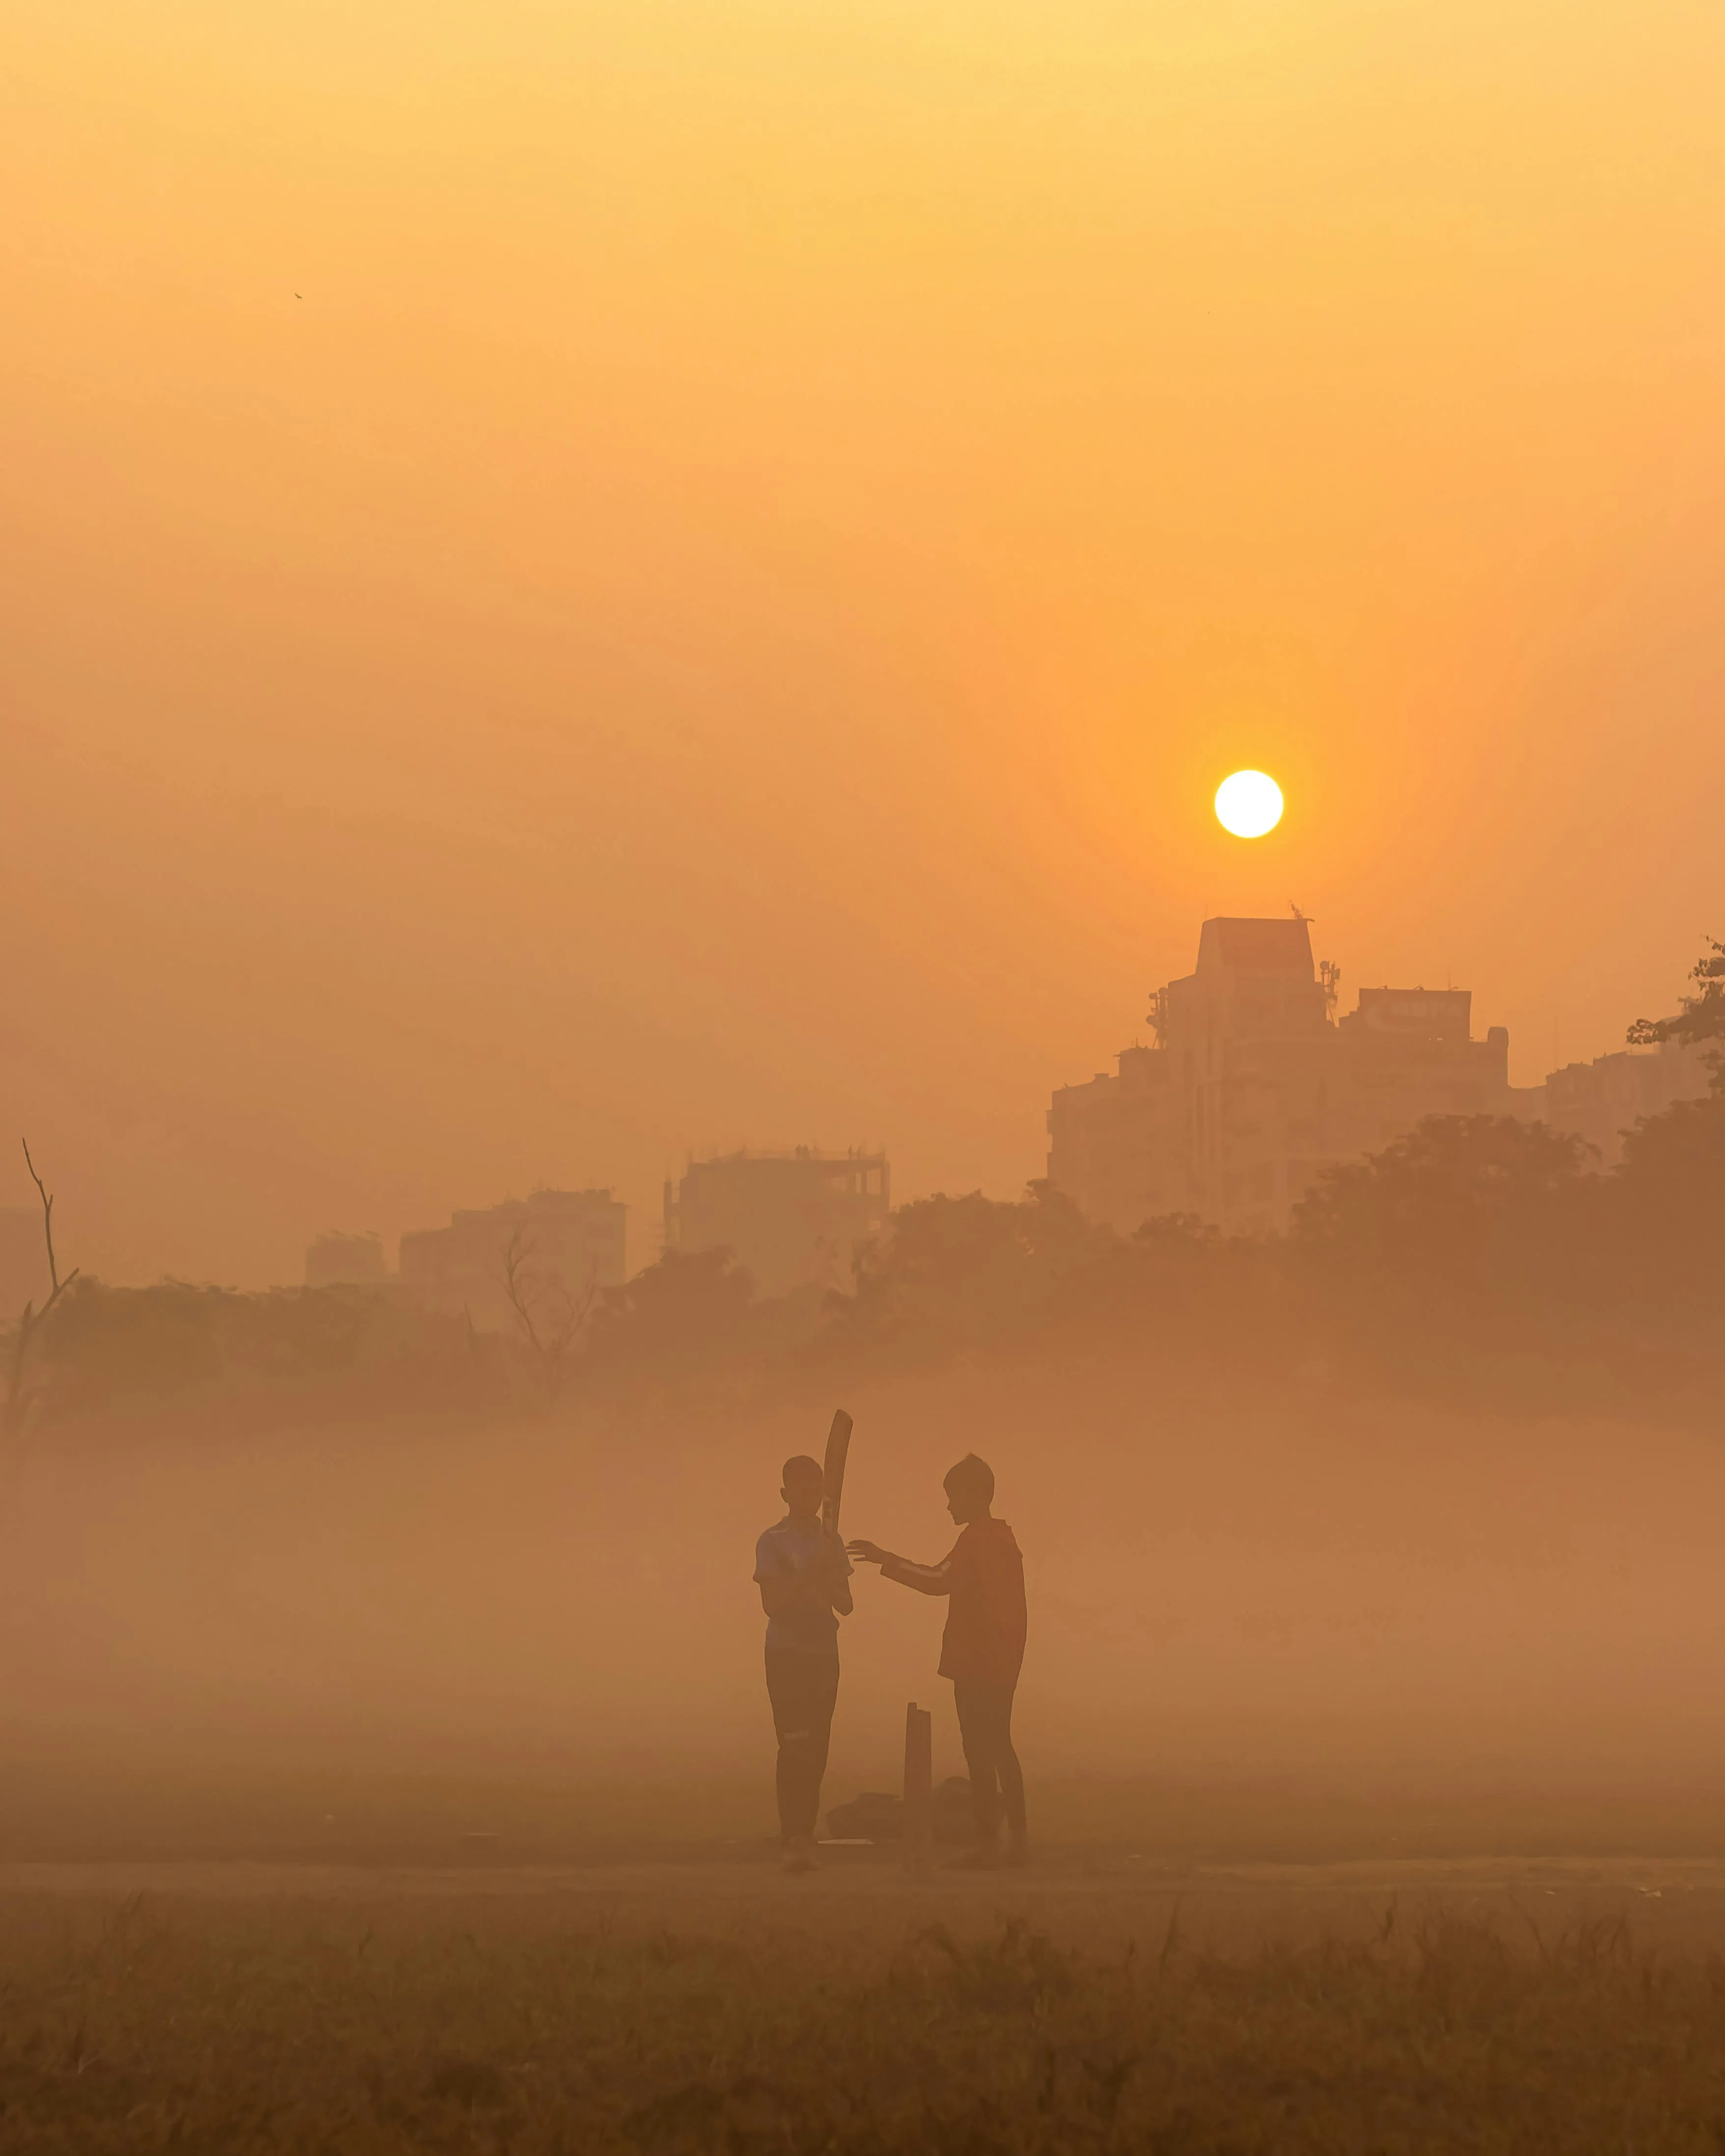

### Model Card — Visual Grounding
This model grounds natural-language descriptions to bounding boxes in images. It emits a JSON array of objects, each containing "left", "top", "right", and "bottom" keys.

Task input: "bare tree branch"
[
  {"left": 499, "top": 1224, "right": 597, "bottom": 1405},
  {"left": 4, "top": 1139, "right": 80, "bottom": 1441},
  {"left": 21, "top": 1139, "right": 61, "bottom": 1298}
]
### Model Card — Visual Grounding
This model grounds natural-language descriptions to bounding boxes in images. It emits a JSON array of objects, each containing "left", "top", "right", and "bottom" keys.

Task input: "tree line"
[{"left": 10, "top": 942, "right": 1724, "bottom": 1429}]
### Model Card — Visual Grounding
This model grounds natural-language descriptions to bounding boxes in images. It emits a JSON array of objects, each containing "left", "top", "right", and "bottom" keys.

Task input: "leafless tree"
[
  {"left": 2, "top": 1140, "right": 80, "bottom": 1440},
  {"left": 499, "top": 1224, "right": 597, "bottom": 1403}
]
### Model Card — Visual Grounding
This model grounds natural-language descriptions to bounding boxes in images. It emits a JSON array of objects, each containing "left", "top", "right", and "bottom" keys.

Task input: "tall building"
[
  {"left": 303, "top": 1230, "right": 387, "bottom": 1288},
  {"left": 1542, "top": 1036, "right": 1713, "bottom": 1167},
  {"left": 663, "top": 1148, "right": 890, "bottom": 1297},
  {"left": 1048, "top": 916, "right": 1540, "bottom": 1238},
  {"left": 398, "top": 1188, "right": 627, "bottom": 1333}
]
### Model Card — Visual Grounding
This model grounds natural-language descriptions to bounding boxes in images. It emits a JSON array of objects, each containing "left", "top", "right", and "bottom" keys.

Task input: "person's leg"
[
  {"left": 765, "top": 1649, "right": 813, "bottom": 1841},
  {"left": 765, "top": 1651, "right": 839, "bottom": 1852},
  {"left": 802, "top": 1656, "right": 839, "bottom": 1833},
  {"left": 953, "top": 1680, "right": 1003, "bottom": 1850},
  {"left": 993, "top": 1686, "right": 1027, "bottom": 1848}
]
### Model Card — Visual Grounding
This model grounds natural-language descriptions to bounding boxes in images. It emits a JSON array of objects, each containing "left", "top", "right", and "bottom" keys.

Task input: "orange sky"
[{"left": 4, "top": 0, "right": 1724, "bottom": 1285}]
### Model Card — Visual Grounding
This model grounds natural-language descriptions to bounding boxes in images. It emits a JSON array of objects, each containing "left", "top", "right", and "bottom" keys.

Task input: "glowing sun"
[{"left": 1214, "top": 769, "right": 1284, "bottom": 838}]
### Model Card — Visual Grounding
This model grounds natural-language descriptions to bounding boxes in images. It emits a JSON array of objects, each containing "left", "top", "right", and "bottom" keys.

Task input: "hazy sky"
[{"left": 5, "top": 0, "right": 1724, "bottom": 1285}]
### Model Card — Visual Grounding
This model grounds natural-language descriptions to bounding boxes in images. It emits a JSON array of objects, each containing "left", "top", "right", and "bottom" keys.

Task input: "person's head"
[
  {"left": 943, "top": 1453, "right": 995, "bottom": 1525},
  {"left": 781, "top": 1454, "right": 824, "bottom": 1522}
]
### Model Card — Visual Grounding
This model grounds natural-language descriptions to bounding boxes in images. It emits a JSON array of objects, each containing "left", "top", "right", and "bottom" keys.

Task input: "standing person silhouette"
[
  {"left": 848, "top": 1453, "right": 1028, "bottom": 1868},
  {"left": 754, "top": 1454, "right": 853, "bottom": 1873}
]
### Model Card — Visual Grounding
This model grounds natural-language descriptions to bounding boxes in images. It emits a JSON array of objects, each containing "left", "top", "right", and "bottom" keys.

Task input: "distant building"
[
  {"left": 304, "top": 1230, "right": 387, "bottom": 1288},
  {"left": 0, "top": 1207, "right": 49, "bottom": 1320},
  {"left": 664, "top": 1148, "right": 890, "bottom": 1297},
  {"left": 1048, "top": 916, "right": 1542, "bottom": 1238},
  {"left": 398, "top": 1188, "right": 627, "bottom": 1333},
  {"left": 1543, "top": 1036, "right": 1713, "bottom": 1167}
]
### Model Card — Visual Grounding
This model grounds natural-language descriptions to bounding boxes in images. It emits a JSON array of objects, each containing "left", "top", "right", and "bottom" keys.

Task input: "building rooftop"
[{"left": 1198, "top": 917, "right": 1316, "bottom": 974}]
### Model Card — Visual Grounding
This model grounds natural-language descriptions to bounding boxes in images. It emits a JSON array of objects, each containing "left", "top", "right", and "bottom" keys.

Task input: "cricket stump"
[{"left": 903, "top": 1702, "right": 933, "bottom": 1876}]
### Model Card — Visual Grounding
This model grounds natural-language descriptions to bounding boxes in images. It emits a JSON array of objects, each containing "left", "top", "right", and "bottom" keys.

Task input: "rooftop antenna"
[{"left": 1290, "top": 901, "right": 1314, "bottom": 925}]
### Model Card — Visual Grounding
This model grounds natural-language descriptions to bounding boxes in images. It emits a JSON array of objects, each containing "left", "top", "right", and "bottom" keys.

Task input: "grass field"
[{"left": 5, "top": 1849, "right": 1725, "bottom": 2153}]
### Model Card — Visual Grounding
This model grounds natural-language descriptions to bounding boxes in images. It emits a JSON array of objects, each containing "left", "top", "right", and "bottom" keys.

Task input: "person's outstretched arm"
[{"left": 847, "top": 1540, "right": 954, "bottom": 1597}]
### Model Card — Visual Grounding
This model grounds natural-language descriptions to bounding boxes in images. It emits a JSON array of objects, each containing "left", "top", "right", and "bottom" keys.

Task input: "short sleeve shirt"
[{"left": 754, "top": 1516, "right": 851, "bottom": 1654}]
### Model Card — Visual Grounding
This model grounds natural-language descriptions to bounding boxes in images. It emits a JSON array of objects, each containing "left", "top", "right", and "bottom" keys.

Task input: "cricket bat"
[{"left": 821, "top": 1409, "right": 853, "bottom": 1537}]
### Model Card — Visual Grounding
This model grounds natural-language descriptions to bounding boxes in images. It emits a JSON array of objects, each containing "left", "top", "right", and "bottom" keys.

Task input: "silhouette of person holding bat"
[
  {"left": 849, "top": 1453, "right": 1029, "bottom": 1867},
  {"left": 754, "top": 1453, "right": 853, "bottom": 1873}
]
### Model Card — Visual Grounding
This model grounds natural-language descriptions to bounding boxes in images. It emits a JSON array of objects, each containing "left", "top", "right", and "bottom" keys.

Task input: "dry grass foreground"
[{"left": 2, "top": 1882, "right": 1725, "bottom": 2153}]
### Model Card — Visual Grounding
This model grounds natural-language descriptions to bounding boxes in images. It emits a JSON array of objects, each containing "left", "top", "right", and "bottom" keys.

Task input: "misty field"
[
  {"left": 10, "top": 1290, "right": 1725, "bottom": 2153},
  {"left": 5, "top": 1868, "right": 1725, "bottom": 2154}
]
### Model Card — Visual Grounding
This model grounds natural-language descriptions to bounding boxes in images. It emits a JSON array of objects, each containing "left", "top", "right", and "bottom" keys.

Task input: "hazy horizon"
[{"left": 8, "top": 0, "right": 1725, "bottom": 1287}]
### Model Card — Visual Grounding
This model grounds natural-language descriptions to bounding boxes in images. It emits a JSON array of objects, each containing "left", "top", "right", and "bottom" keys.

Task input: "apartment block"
[
  {"left": 399, "top": 1187, "right": 627, "bottom": 1332},
  {"left": 663, "top": 1148, "right": 889, "bottom": 1297},
  {"left": 1048, "top": 916, "right": 1541, "bottom": 1238}
]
